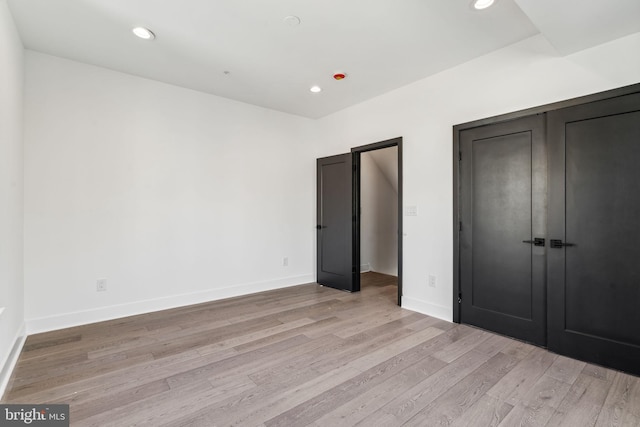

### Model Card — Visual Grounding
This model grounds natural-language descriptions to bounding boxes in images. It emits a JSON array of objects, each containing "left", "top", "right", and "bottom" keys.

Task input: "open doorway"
[
  {"left": 315, "top": 137, "right": 402, "bottom": 304},
  {"left": 353, "top": 137, "right": 402, "bottom": 305}
]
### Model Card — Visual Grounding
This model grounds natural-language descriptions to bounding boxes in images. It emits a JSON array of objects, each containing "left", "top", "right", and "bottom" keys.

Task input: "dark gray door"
[
  {"left": 548, "top": 92, "right": 640, "bottom": 376},
  {"left": 317, "top": 154, "right": 356, "bottom": 292},
  {"left": 460, "top": 115, "right": 546, "bottom": 346}
]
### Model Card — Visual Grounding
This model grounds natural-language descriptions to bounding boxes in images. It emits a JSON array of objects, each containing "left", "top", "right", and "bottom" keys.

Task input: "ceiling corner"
[{"left": 514, "top": 0, "right": 640, "bottom": 55}]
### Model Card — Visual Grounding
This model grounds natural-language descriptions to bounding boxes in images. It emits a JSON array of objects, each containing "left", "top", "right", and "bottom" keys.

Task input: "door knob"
[
  {"left": 522, "top": 238, "right": 545, "bottom": 246},
  {"left": 550, "top": 239, "right": 575, "bottom": 248}
]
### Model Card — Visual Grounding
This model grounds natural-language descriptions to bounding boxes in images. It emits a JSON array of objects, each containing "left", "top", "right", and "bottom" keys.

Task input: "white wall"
[
  {"left": 0, "top": 0, "right": 25, "bottom": 395},
  {"left": 360, "top": 149, "right": 398, "bottom": 276},
  {"left": 23, "top": 52, "right": 317, "bottom": 333},
  {"left": 316, "top": 33, "right": 640, "bottom": 321},
  {"left": 17, "top": 30, "right": 640, "bottom": 333}
]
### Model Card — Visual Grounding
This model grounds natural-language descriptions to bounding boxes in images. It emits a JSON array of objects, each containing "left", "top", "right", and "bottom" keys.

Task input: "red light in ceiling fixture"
[{"left": 333, "top": 73, "right": 346, "bottom": 80}]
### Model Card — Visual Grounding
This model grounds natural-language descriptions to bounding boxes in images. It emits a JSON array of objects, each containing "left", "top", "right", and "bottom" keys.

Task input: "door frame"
[
  {"left": 352, "top": 137, "right": 403, "bottom": 306},
  {"left": 453, "top": 82, "right": 640, "bottom": 323}
]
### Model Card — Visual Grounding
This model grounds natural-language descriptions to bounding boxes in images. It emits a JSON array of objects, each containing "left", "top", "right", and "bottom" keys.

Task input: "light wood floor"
[{"left": 3, "top": 273, "right": 639, "bottom": 426}]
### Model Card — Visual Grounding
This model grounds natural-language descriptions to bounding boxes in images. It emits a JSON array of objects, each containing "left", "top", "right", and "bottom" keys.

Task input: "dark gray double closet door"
[{"left": 460, "top": 91, "right": 640, "bottom": 376}]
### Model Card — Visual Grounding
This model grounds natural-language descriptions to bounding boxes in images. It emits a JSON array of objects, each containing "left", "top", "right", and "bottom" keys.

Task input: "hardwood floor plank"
[
  {"left": 6, "top": 347, "right": 239, "bottom": 405},
  {"left": 173, "top": 367, "right": 362, "bottom": 426},
  {"left": 595, "top": 371, "right": 639, "bottom": 427},
  {"left": 264, "top": 329, "right": 446, "bottom": 427},
  {"left": 450, "top": 395, "right": 514, "bottom": 427},
  {"left": 71, "top": 378, "right": 170, "bottom": 422},
  {"left": 2, "top": 272, "right": 636, "bottom": 426},
  {"left": 232, "top": 366, "right": 367, "bottom": 427},
  {"left": 205, "top": 334, "right": 343, "bottom": 389},
  {"left": 149, "top": 317, "right": 285, "bottom": 359},
  {"left": 22, "top": 334, "right": 82, "bottom": 352},
  {"left": 195, "top": 317, "right": 316, "bottom": 355},
  {"left": 332, "top": 309, "right": 419, "bottom": 339},
  {"left": 431, "top": 325, "right": 492, "bottom": 363},
  {"left": 77, "top": 376, "right": 253, "bottom": 427},
  {"left": 7, "top": 353, "right": 155, "bottom": 401},
  {"left": 346, "top": 326, "right": 444, "bottom": 372},
  {"left": 405, "top": 315, "right": 452, "bottom": 332},
  {"left": 497, "top": 374, "right": 571, "bottom": 426},
  {"left": 545, "top": 354, "right": 587, "bottom": 384},
  {"left": 485, "top": 346, "right": 557, "bottom": 405},
  {"left": 546, "top": 372, "right": 613, "bottom": 427},
  {"left": 19, "top": 328, "right": 152, "bottom": 363},
  {"left": 500, "top": 339, "right": 537, "bottom": 360},
  {"left": 584, "top": 362, "right": 619, "bottom": 383},
  {"left": 229, "top": 296, "right": 347, "bottom": 325},
  {"left": 247, "top": 318, "right": 423, "bottom": 388},
  {"left": 274, "top": 299, "right": 351, "bottom": 323},
  {"left": 402, "top": 351, "right": 519, "bottom": 426},
  {"left": 471, "top": 333, "right": 513, "bottom": 358},
  {"left": 316, "top": 324, "right": 492, "bottom": 425},
  {"left": 10, "top": 352, "right": 89, "bottom": 380},
  {"left": 311, "top": 355, "right": 447, "bottom": 427},
  {"left": 231, "top": 316, "right": 341, "bottom": 353},
  {"left": 357, "top": 349, "right": 494, "bottom": 426},
  {"left": 167, "top": 334, "right": 314, "bottom": 389},
  {"left": 302, "top": 309, "right": 392, "bottom": 339}
]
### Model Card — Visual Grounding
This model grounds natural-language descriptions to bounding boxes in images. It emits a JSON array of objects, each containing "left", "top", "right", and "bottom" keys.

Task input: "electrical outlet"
[
  {"left": 97, "top": 278, "right": 107, "bottom": 292},
  {"left": 283, "top": 257, "right": 289, "bottom": 267},
  {"left": 428, "top": 275, "right": 437, "bottom": 288}
]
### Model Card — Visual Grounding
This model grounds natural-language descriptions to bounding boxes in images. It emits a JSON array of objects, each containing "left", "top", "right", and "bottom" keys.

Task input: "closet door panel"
[
  {"left": 548, "top": 92, "right": 640, "bottom": 376},
  {"left": 460, "top": 114, "right": 546, "bottom": 346}
]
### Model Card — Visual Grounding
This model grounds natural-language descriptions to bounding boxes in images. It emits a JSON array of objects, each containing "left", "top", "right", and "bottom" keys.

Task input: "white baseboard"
[
  {"left": 26, "top": 274, "right": 315, "bottom": 335},
  {"left": 360, "top": 263, "right": 371, "bottom": 273},
  {"left": 0, "top": 322, "right": 26, "bottom": 400},
  {"left": 402, "top": 296, "right": 452, "bottom": 322}
]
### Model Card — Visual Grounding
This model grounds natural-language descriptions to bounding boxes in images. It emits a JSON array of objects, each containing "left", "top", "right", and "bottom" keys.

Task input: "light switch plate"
[{"left": 405, "top": 205, "right": 418, "bottom": 216}]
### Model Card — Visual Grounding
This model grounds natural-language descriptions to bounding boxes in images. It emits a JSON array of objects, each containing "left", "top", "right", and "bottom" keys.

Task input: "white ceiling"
[
  {"left": 514, "top": 0, "right": 640, "bottom": 55},
  {"left": 7, "top": 0, "right": 639, "bottom": 118}
]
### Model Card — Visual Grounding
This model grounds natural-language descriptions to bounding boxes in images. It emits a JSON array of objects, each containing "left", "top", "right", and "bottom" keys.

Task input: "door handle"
[
  {"left": 316, "top": 225, "right": 327, "bottom": 229},
  {"left": 522, "top": 238, "right": 545, "bottom": 247},
  {"left": 550, "top": 239, "right": 575, "bottom": 248}
]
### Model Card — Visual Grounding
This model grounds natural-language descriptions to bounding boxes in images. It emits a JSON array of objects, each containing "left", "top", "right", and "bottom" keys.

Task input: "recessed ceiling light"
[
  {"left": 283, "top": 15, "right": 301, "bottom": 26},
  {"left": 310, "top": 86, "right": 322, "bottom": 93},
  {"left": 132, "top": 27, "right": 155, "bottom": 40},
  {"left": 473, "top": 0, "right": 495, "bottom": 10}
]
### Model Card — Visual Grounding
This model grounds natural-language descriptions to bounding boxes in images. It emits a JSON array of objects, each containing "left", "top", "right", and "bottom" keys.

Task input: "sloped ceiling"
[
  {"left": 6, "top": 0, "right": 639, "bottom": 118},
  {"left": 368, "top": 147, "right": 398, "bottom": 194},
  {"left": 514, "top": 0, "right": 640, "bottom": 55}
]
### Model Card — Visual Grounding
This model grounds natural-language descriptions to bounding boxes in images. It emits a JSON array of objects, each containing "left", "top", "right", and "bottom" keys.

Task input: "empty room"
[{"left": 1, "top": 0, "right": 640, "bottom": 425}]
